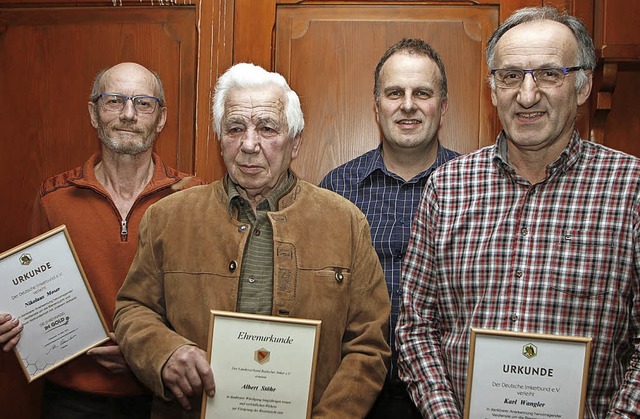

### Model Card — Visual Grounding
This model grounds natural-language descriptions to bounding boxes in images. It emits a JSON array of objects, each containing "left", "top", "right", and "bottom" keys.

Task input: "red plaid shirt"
[{"left": 397, "top": 131, "right": 640, "bottom": 418}]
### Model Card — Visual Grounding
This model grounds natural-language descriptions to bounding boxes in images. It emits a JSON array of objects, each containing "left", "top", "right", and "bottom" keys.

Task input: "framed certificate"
[
  {"left": 201, "top": 310, "right": 321, "bottom": 419},
  {"left": 0, "top": 225, "right": 110, "bottom": 382},
  {"left": 464, "top": 328, "right": 591, "bottom": 419}
]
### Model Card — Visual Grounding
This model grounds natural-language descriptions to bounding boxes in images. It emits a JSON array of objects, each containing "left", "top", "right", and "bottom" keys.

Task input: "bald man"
[{"left": 0, "top": 62, "right": 204, "bottom": 418}]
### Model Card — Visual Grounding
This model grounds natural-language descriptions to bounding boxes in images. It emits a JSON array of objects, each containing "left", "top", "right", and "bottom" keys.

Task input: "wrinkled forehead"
[
  {"left": 101, "top": 66, "right": 159, "bottom": 96},
  {"left": 495, "top": 20, "right": 579, "bottom": 67},
  {"left": 224, "top": 85, "right": 287, "bottom": 122}
]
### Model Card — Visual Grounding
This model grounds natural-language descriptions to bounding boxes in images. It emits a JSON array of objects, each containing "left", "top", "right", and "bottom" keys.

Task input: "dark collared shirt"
[
  {"left": 226, "top": 171, "right": 296, "bottom": 314},
  {"left": 320, "top": 143, "right": 459, "bottom": 378}
]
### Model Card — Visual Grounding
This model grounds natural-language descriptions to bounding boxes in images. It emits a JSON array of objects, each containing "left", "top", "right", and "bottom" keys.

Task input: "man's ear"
[
  {"left": 88, "top": 102, "right": 99, "bottom": 129},
  {"left": 291, "top": 133, "right": 303, "bottom": 160},
  {"left": 440, "top": 97, "right": 449, "bottom": 118},
  {"left": 577, "top": 71, "right": 593, "bottom": 107},
  {"left": 156, "top": 106, "right": 168, "bottom": 133},
  {"left": 491, "top": 86, "right": 498, "bottom": 107}
]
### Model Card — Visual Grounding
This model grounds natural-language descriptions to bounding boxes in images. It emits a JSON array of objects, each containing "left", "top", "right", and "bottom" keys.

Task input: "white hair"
[{"left": 212, "top": 63, "right": 304, "bottom": 139}]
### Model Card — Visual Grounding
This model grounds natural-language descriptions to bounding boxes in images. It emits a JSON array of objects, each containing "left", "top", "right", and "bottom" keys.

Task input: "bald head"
[
  {"left": 88, "top": 62, "right": 168, "bottom": 156},
  {"left": 90, "top": 62, "right": 165, "bottom": 105}
]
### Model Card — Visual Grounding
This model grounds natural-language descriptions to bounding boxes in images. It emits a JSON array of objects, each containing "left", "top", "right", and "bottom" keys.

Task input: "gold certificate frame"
[
  {"left": 464, "top": 328, "right": 591, "bottom": 419},
  {"left": 201, "top": 310, "right": 321, "bottom": 419},
  {"left": 0, "top": 225, "right": 109, "bottom": 382}
]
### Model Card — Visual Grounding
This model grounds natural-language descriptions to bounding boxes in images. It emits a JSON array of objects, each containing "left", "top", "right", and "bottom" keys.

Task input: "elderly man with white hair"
[{"left": 114, "top": 63, "right": 391, "bottom": 418}]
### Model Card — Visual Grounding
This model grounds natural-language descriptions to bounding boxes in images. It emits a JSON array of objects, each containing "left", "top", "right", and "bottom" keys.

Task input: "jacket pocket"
[{"left": 292, "top": 267, "right": 351, "bottom": 320}]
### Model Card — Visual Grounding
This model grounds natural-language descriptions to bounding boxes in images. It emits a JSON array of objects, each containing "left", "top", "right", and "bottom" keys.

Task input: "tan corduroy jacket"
[{"left": 114, "top": 177, "right": 390, "bottom": 418}]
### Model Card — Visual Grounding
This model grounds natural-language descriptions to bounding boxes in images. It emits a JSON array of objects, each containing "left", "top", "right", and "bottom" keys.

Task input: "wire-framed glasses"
[
  {"left": 94, "top": 93, "right": 161, "bottom": 114},
  {"left": 490, "top": 67, "right": 584, "bottom": 89}
]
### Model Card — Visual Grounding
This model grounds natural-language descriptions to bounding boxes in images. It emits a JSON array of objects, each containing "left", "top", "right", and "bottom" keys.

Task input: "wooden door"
[
  {"left": 215, "top": 0, "right": 546, "bottom": 185},
  {"left": 213, "top": 1, "right": 598, "bottom": 185},
  {"left": 274, "top": 4, "right": 499, "bottom": 184}
]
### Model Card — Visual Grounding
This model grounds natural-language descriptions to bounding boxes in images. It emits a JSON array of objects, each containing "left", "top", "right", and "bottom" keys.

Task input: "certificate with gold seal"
[
  {"left": 0, "top": 225, "right": 109, "bottom": 382},
  {"left": 201, "top": 310, "right": 321, "bottom": 419},
  {"left": 464, "top": 328, "right": 591, "bottom": 419}
]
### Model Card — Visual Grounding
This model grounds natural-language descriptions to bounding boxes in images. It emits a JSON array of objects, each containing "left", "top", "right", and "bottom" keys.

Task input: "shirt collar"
[
  {"left": 73, "top": 151, "right": 178, "bottom": 195},
  {"left": 354, "top": 144, "right": 386, "bottom": 182},
  {"left": 357, "top": 142, "right": 449, "bottom": 184},
  {"left": 225, "top": 170, "right": 297, "bottom": 213},
  {"left": 493, "top": 129, "right": 583, "bottom": 179}
]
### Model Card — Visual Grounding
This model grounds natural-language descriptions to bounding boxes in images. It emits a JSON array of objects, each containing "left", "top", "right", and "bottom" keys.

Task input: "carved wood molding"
[
  {"left": 590, "top": 61, "right": 617, "bottom": 143},
  {"left": 0, "top": 0, "right": 194, "bottom": 5}
]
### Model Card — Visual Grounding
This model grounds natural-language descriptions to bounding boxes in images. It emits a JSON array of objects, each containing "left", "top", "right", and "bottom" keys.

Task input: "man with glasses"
[
  {"left": 397, "top": 6, "right": 640, "bottom": 417},
  {"left": 0, "top": 62, "right": 203, "bottom": 418}
]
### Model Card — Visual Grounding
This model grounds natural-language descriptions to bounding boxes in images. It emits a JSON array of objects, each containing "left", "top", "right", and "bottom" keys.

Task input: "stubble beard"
[{"left": 97, "top": 118, "right": 159, "bottom": 156}]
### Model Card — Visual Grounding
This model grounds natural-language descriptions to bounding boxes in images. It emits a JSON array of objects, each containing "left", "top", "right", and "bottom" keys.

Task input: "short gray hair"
[
  {"left": 486, "top": 6, "right": 596, "bottom": 91},
  {"left": 212, "top": 63, "right": 304, "bottom": 139}
]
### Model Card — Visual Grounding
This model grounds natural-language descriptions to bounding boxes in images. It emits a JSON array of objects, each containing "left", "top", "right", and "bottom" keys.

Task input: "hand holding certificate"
[
  {"left": 464, "top": 329, "right": 591, "bottom": 419},
  {"left": 0, "top": 225, "right": 109, "bottom": 381},
  {"left": 202, "top": 311, "right": 321, "bottom": 419}
]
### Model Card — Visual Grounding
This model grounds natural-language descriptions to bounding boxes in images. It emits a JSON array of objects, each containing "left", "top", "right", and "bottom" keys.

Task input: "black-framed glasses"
[
  {"left": 490, "top": 67, "right": 584, "bottom": 89},
  {"left": 94, "top": 93, "right": 161, "bottom": 114}
]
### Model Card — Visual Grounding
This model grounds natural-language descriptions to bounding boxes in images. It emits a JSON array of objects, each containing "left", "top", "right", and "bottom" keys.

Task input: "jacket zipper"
[
  {"left": 74, "top": 178, "right": 181, "bottom": 243},
  {"left": 118, "top": 182, "right": 180, "bottom": 242},
  {"left": 120, "top": 219, "right": 129, "bottom": 242}
]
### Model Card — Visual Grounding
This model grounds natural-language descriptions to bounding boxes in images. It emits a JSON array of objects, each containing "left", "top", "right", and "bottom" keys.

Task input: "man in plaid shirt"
[{"left": 397, "top": 6, "right": 640, "bottom": 418}]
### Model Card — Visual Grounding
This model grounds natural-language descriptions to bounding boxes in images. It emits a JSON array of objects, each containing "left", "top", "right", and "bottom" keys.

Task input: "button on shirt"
[
  {"left": 320, "top": 143, "right": 459, "bottom": 378},
  {"left": 397, "top": 131, "right": 640, "bottom": 417},
  {"left": 226, "top": 172, "right": 296, "bottom": 315}
]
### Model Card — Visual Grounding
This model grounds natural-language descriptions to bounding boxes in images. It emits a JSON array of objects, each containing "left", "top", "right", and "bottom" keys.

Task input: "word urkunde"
[
  {"left": 12, "top": 262, "right": 53, "bottom": 286},
  {"left": 503, "top": 364, "right": 554, "bottom": 377}
]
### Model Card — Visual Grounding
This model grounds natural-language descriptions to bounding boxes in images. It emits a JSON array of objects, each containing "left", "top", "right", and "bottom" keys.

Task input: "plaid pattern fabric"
[
  {"left": 397, "top": 131, "right": 640, "bottom": 418},
  {"left": 320, "top": 143, "right": 459, "bottom": 379}
]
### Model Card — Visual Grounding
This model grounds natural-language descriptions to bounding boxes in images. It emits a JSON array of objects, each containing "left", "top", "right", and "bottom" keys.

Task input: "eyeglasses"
[
  {"left": 94, "top": 93, "right": 161, "bottom": 114},
  {"left": 490, "top": 67, "right": 584, "bottom": 89}
]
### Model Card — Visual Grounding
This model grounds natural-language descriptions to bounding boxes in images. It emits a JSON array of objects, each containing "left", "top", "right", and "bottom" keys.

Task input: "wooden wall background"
[
  {"left": 0, "top": 0, "right": 637, "bottom": 417},
  {"left": 274, "top": 4, "right": 498, "bottom": 184}
]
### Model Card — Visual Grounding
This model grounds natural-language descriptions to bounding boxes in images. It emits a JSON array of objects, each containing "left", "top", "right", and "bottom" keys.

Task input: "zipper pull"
[{"left": 120, "top": 220, "right": 128, "bottom": 239}]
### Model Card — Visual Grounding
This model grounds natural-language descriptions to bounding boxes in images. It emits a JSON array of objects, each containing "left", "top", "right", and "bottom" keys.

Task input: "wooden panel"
[
  {"left": 234, "top": 0, "right": 275, "bottom": 68},
  {"left": 275, "top": 5, "right": 499, "bottom": 185},
  {"left": 0, "top": 0, "right": 195, "bottom": 5},
  {"left": 600, "top": 63, "right": 640, "bottom": 156},
  {"left": 0, "top": 6, "right": 196, "bottom": 418},
  {"left": 216, "top": 0, "right": 546, "bottom": 185},
  {"left": 568, "top": 0, "right": 594, "bottom": 140},
  {"left": 193, "top": 0, "right": 276, "bottom": 183},
  {"left": 595, "top": 0, "right": 640, "bottom": 60},
  {"left": 499, "top": 0, "right": 543, "bottom": 19},
  {"left": 590, "top": 0, "right": 640, "bottom": 145},
  {"left": 0, "top": 6, "right": 196, "bottom": 249},
  {"left": 194, "top": 0, "right": 232, "bottom": 182}
]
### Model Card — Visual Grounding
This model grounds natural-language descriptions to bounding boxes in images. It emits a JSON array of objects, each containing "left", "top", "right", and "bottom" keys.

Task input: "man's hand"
[
  {"left": 0, "top": 313, "right": 22, "bottom": 352},
  {"left": 162, "top": 345, "right": 215, "bottom": 411},
  {"left": 86, "top": 332, "right": 129, "bottom": 374}
]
